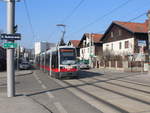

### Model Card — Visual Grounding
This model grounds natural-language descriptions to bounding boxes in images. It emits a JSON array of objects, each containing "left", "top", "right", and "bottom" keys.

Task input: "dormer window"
[
  {"left": 119, "top": 30, "right": 122, "bottom": 36},
  {"left": 111, "top": 32, "right": 114, "bottom": 37}
]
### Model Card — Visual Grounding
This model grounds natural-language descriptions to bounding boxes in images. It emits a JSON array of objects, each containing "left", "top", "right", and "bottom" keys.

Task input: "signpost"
[{"left": 0, "top": 0, "right": 21, "bottom": 97}]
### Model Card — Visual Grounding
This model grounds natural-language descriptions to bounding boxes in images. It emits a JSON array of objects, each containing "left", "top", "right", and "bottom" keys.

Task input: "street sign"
[
  {"left": 3, "top": 43, "right": 17, "bottom": 48},
  {"left": 0, "top": 33, "right": 21, "bottom": 40},
  {"left": 138, "top": 40, "right": 146, "bottom": 47}
]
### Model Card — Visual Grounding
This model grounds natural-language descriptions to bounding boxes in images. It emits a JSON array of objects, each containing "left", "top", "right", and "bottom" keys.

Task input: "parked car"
[
  {"left": 19, "top": 62, "right": 31, "bottom": 70},
  {"left": 78, "top": 62, "right": 90, "bottom": 69}
]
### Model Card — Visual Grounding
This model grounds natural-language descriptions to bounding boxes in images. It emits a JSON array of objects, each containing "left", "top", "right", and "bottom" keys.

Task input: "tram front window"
[{"left": 60, "top": 48, "right": 76, "bottom": 65}]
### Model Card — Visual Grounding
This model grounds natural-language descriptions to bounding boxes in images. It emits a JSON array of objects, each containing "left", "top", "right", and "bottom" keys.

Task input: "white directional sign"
[
  {"left": 0, "top": 33, "right": 21, "bottom": 40},
  {"left": 138, "top": 40, "right": 146, "bottom": 47}
]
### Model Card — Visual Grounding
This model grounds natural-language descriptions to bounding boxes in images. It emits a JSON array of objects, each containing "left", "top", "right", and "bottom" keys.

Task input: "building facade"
[
  {"left": 78, "top": 33, "right": 103, "bottom": 67},
  {"left": 101, "top": 20, "right": 149, "bottom": 71},
  {"left": 34, "top": 42, "right": 56, "bottom": 55},
  {"left": 67, "top": 40, "right": 80, "bottom": 57}
]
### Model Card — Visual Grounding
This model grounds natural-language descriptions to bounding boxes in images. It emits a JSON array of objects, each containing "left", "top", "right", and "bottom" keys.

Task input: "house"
[
  {"left": 101, "top": 20, "right": 148, "bottom": 71},
  {"left": 78, "top": 33, "right": 103, "bottom": 68},
  {"left": 67, "top": 40, "right": 80, "bottom": 57}
]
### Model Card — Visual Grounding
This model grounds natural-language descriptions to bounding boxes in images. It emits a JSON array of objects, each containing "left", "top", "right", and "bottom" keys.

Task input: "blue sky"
[{"left": 0, "top": 0, "right": 150, "bottom": 48}]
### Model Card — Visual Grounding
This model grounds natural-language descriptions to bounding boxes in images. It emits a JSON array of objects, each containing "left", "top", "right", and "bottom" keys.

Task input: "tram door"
[{"left": 51, "top": 52, "right": 59, "bottom": 73}]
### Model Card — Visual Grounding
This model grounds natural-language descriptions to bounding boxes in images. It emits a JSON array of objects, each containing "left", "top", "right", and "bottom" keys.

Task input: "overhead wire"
[
  {"left": 66, "top": 11, "right": 147, "bottom": 41},
  {"left": 69, "top": 0, "right": 133, "bottom": 35},
  {"left": 95, "top": 12, "right": 146, "bottom": 34},
  {"left": 61, "top": 0, "right": 85, "bottom": 24},
  {"left": 127, "top": 12, "right": 146, "bottom": 22},
  {"left": 23, "top": 0, "right": 35, "bottom": 41},
  {"left": 55, "top": 0, "right": 85, "bottom": 44}
]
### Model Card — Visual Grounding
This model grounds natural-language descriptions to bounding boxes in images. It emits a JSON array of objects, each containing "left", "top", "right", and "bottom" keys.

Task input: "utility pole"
[
  {"left": 89, "top": 33, "right": 93, "bottom": 68},
  {"left": 0, "top": 0, "right": 21, "bottom": 97},
  {"left": 7, "top": 0, "right": 15, "bottom": 97},
  {"left": 147, "top": 10, "right": 150, "bottom": 73}
]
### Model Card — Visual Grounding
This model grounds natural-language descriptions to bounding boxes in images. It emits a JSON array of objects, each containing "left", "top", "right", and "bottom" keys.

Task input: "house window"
[
  {"left": 106, "top": 44, "right": 109, "bottom": 49},
  {"left": 119, "top": 30, "right": 122, "bottom": 36},
  {"left": 125, "top": 41, "right": 129, "bottom": 48},
  {"left": 111, "top": 32, "right": 114, "bottom": 37},
  {"left": 111, "top": 43, "right": 113, "bottom": 50},
  {"left": 119, "top": 42, "right": 122, "bottom": 49}
]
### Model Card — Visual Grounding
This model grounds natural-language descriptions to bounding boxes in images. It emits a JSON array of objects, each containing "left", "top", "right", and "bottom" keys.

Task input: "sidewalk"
[
  {"left": 0, "top": 70, "right": 51, "bottom": 113},
  {"left": 0, "top": 70, "right": 33, "bottom": 78},
  {"left": 0, "top": 96, "right": 50, "bottom": 113},
  {"left": 88, "top": 68, "right": 149, "bottom": 75}
]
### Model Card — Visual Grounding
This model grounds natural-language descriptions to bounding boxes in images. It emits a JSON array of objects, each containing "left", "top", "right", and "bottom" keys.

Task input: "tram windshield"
[{"left": 60, "top": 48, "right": 76, "bottom": 65}]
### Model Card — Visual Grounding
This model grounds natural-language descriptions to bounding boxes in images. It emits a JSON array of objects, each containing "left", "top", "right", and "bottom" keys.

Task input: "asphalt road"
[
  {"left": 15, "top": 70, "right": 101, "bottom": 113},
  {"left": 2, "top": 68, "right": 150, "bottom": 113}
]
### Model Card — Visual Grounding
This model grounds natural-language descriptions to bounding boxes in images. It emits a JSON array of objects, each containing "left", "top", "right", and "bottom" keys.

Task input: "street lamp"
[{"left": 147, "top": 10, "right": 150, "bottom": 73}]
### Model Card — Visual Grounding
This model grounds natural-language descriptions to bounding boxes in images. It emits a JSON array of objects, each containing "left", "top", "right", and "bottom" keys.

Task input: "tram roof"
[{"left": 39, "top": 46, "right": 76, "bottom": 55}]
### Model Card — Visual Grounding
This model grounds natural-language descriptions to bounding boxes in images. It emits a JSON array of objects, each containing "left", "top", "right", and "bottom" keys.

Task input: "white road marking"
[
  {"left": 38, "top": 79, "right": 42, "bottom": 84},
  {"left": 41, "top": 84, "right": 47, "bottom": 89},
  {"left": 34, "top": 71, "right": 55, "bottom": 99},
  {"left": 46, "top": 92, "right": 54, "bottom": 98},
  {"left": 54, "top": 102, "right": 68, "bottom": 113}
]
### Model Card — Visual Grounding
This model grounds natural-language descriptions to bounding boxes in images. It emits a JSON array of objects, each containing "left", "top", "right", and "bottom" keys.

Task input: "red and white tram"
[{"left": 35, "top": 46, "right": 79, "bottom": 79}]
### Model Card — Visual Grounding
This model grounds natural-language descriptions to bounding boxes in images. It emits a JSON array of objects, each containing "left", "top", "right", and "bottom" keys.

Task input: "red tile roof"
[
  {"left": 69, "top": 40, "right": 80, "bottom": 47},
  {"left": 113, "top": 21, "right": 148, "bottom": 33},
  {"left": 84, "top": 33, "right": 103, "bottom": 43},
  {"left": 92, "top": 34, "right": 103, "bottom": 43}
]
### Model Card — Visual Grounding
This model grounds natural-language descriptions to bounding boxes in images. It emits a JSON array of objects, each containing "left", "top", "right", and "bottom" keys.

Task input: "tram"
[{"left": 35, "top": 46, "right": 79, "bottom": 79}]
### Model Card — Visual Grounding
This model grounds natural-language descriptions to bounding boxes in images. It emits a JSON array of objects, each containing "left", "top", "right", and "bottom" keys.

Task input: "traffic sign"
[
  {"left": 138, "top": 40, "right": 146, "bottom": 47},
  {"left": 3, "top": 43, "right": 17, "bottom": 48},
  {"left": 0, "top": 33, "right": 21, "bottom": 40}
]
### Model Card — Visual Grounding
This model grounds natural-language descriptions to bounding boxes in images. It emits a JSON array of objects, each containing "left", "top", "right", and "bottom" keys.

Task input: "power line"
[
  {"left": 127, "top": 12, "right": 146, "bottom": 22},
  {"left": 70, "top": 0, "right": 133, "bottom": 35},
  {"left": 61, "top": 0, "right": 85, "bottom": 23},
  {"left": 23, "top": 0, "right": 35, "bottom": 41},
  {"left": 66, "top": 11, "right": 147, "bottom": 40}
]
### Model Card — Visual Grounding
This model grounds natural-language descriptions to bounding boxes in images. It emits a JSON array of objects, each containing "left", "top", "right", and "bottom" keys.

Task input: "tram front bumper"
[{"left": 59, "top": 71, "right": 78, "bottom": 78}]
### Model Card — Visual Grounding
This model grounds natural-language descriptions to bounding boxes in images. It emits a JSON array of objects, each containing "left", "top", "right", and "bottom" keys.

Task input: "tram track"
[
  {"left": 83, "top": 70, "right": 150, "bottom": 87},
  {"left": 77, "top": 79, "right": 150, "bottom": 105},
  {"left": 90, "top": 76, "right": 150, "bottom": 94},
  {"left": 61, "top": 80, "right": 130, "bottom": 113},
  {"left": 59, "top": 74, "right": 150, "bottom": 113}
]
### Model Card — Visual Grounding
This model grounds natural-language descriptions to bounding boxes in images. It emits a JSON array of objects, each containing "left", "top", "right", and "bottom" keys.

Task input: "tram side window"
[
  {"left": 52, "top": 52, "right": 58, "bottom": 69},
  {"left": 42, "top": 56, "right": 44, "bottom": 65},
  {"left": 47, "top": 54, "right": 50, "bottom": 66},
  {"left": 45, "top": 54, "right": 49, "bottom": 66}
]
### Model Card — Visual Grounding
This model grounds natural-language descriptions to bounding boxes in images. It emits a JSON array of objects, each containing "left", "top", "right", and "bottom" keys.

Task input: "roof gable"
[
  {"left": 114, "top": 21, "right": 148, "bottom": 33},
  {"left": 101, "top": 20, "right": 148, "bottom": 41},
  {"left": 69, "top": 40, "right": 80, "bottom": 47},
  {"left": 79, "top": 33, "right": 103, "bottom": 46}
]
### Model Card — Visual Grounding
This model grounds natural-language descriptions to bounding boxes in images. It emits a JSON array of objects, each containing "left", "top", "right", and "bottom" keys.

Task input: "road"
[
  {"left": 15, "top": 70, "right": 101, "bottom": 113},
  {"left": 4, "top": 69, "right": 150, "bottom": 113}
]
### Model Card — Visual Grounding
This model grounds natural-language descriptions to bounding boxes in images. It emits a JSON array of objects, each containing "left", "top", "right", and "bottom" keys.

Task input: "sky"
[{"left": 0, "top": 0, "right": 150, "bottom": 48}]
